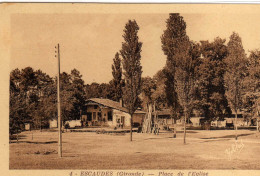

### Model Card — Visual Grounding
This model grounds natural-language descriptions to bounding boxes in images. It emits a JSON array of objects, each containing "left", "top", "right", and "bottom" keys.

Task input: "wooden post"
[
  {"left": 56, "top": 44, "right": 62, "bottom": 157},
  {"left": 257, "top": 100, "right": 259, "bottom": 133},
  {"left": 173, "top": 118, "right": 177, "bottom": 138},
  {"left": 235, "top": 110, "right": 238, "bottom": 140},
  {"left": 130, "top": 115, "right": 133, "bottom": 141},
  {"left": 40, "top": 116, "right": 42, "bottom": 132},
  {"left": 184, "top": 112, "right": 187, "bottom": 144},
  {"left": 16, "top": 128, "right": 18, "bottom": 143},
  {"left": 257, "top": 118, "right": 259, "bottom": 132}
]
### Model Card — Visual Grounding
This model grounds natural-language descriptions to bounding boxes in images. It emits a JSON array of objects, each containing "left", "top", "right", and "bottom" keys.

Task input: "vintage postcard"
[{"left": 1, "top": 2, "right": 260, "bottom": 176}]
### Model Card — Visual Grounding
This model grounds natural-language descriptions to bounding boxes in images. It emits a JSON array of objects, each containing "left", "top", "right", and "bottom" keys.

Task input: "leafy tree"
[
  {"left": 20, "top": 67, "right": 38, "bottom": 94},
  {"left": 111, "top": 52, "right": 123, "bottom": 102},
  {"left": 58, "top": 70, "right": 86, "bottom": 122},
  {"left": 99, "top": 83, "right": 113, "bottom": 99},
  {"left": 224, "top": 32, "right": 247, "bottom": 140},
  {"left": 161, "top": 13, "right": 186, "bottom": 138},
  {"left": 243, "top": 50, "right": 260, "bottom": 132},
  {"left": 19, "top": 67, "right": 39, "bottom": 129},
  {"left": 151, "top": 69, "right": 168, "bottom": 110},
  {"left": 10, "top": 68, "right": 21, "bottom": 93},
  {"left": 70, "top": 69, "right": 86, "bottom": 120},
  {"left": 85, "top": 82, "right": 100, "bottom": 99},
  {"left": 120, "top": 20, "right": 143, "bottom": 141},
  {"left": 85, "top": 82, "right": 113, "bottom": 99},
  {"left": 9, "top": 67, "right": 55, "bottom": 137},
  {"left": 9, "top": 67, "right": 92, "bottom": 134},
  {"left": 33, "top": 70, "right": 56, "bottom": 130},
  {"left": 60, "top": 72, "right": 74, "bottom": 122},
  {"left": 140, "top": 76, "right": 156, "bottom": 111},
  {"left": 175, "top": 41, "right": 199, "bottom": 144},
  {"left": 196, "top": 38, "right": 231, "bottom": 122},
  {"left": 10, "top": 69, "right": 23, "bottom": 135}
]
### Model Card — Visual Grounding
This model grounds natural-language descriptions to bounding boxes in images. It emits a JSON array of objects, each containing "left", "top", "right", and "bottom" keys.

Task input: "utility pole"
[{"left": 55, "top": 44, "right": 62, "bottom": 157}]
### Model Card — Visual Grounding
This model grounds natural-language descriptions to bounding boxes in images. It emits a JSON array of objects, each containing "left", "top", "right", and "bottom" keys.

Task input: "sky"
[{"left": 10, "top": 13, "right": 260, "bottom": 84}]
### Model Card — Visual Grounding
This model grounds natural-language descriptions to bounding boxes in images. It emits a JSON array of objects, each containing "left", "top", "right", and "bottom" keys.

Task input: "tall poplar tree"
[
  {"left": 161, "top": 13, "right": 185, "bottom": 138},
  {"left": 224, "top": 32, "right": 247, "bottom": 140},
  {"left": 120, "top": 20, "right": 143, "bottom": 141}
]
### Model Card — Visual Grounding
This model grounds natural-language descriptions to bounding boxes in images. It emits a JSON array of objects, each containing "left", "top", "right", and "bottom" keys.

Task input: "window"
[
  {"left": 94, "top": 105, "right": 98, "bottom": 109},
  {"left": 108, "top": 111, "right": 112, "bottom": 121}
]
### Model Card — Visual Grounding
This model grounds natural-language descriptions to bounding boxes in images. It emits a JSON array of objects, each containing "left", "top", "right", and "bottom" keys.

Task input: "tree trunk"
[
  {"left": 40, "top": 117, "right": 42, "bottom": 132},
  {"left": 130, "top": 115, "right": 133, "bottom": 141},
  {"left": 235, "top": 110, "right": 238, "bottom": 140},
  {"left": 16, "top": 128, "right": 18, "bottom": 143},
  {"left": 173, "top": 118, "right": 177, "bottom": 138},
  {"left": 184, "top": 112, "right": 187, "bottom": 144},
  {"left": 257, "top": 118, "right": 259, "bottom": 133}
]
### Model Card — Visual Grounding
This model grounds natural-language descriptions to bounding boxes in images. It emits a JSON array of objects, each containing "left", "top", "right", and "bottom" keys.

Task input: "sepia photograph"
[{"left": 2, "top": 2, "right": 260, "bottom": 175}]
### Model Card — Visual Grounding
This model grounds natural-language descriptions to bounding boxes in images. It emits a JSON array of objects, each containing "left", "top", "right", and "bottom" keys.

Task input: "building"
[
  {"left": 24, "top": 123, "right": 31, "bottom": 131},
  {"left": 64, "top": 120, "right": 81, "bottom": 128},
  {"left": 224, "top": 109, "right": 247, "bottom": 127},
  {"left": 81, "top": 98, "right": 146, "bottom": 128},
  {"left": 190, "top": 117, "right": 204, "bottom": 127},
  {"left": 152, "top": 109, "right": 184, "bottom": 126},
  {"left": 49, "top": 119, "right": 58, "bottom": 128},
  {"left": 211, "top": 120, "right": 227, "bottom": 127}
]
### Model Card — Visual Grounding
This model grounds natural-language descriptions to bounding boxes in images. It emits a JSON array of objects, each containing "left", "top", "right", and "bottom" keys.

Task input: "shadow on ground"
[
  {"left": 9, "top": 134, "right": 27, "bottom": 140},
  {"left": 200, "top": 133, "right": 254, "bottom": 139},
  {"left": 200, "top": 138, "right": 231, "bottom": 143},
  {"left": 10, "top": 141, "right": 58, "bottom": 144},
  {"left": 169, "top": 131, "right": 198, "bottom": 134}
]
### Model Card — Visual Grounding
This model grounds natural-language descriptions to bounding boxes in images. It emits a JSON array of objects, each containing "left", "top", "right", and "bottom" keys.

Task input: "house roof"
[{"left": 86, "top": 98, "right": 146, "bottom": 114}]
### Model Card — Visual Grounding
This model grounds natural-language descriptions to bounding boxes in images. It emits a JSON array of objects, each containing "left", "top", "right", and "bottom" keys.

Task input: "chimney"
[{"left": 120, "top": 98, "right": 123, "bottom": 107}]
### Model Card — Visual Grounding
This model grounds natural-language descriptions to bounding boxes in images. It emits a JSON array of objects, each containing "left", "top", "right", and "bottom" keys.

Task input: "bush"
[
  {"left": 64, "top": 123, "right": 70, "bottom": 129},
  {"left": 202, "top": 122, "right": 211, "bottom": 130}
]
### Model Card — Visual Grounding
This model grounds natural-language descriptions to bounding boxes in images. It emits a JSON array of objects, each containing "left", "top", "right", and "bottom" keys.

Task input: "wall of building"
[
  {"left": 225, "top": 118, "right": 247, "bottom": 126},
  {"left": 112, "top": 110, "right": 145, "bottom": 127},
  {"left": 211, "top": 120, "right": 227, "bottom": 127},
  {"left": 81, "top": 105, "right": 113, "bottom": 126},
  {"left": 49, "top": 119, "right": 58, "bottom": 128},
  {"left": 64, "top": 120, "right": 81, "bottom": 128},
  {"left": 190, "top": 117, "right": 203, "bottom": 127},
  {"left": 83, "top": 105, "right": 111, "bottom": 121},
  {"left": 112, "top": 109, "right": 131, "bottom": 127},
  {"left": 101, "top": 108, "right": 111, "bottom": 122},
  {"left": 86, "top": 105, "right": 101, "bottom": 121},
  {"left": 25, "top": 123, "right": 31, "bottom": 131},
  {"left": 83, "top": 104, "right": 145, "bottom": 128}
]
